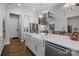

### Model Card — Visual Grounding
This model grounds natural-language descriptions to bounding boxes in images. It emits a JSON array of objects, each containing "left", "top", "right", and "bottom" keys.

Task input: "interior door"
[{"left": 9, "top": 14, "right": 19, "bottom": 38}]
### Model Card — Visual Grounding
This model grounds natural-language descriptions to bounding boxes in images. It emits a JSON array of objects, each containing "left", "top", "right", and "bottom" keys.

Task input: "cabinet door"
[
  {"left": 25, "top": 35, "right": 45, "bottom": 56},
  {"left": 24, "top": 34, "right": 28, "bottom": 45},
  {"left": 28, "top": 40, "right": 33, "bottom": 51},
  {"left": 28, "top": 41, "right": 37, "bottom": 55},
  {"left": 25, "top": 34, "right": 31, "bottom": 46},
  {"left": 36, "top": 45, "right": 45, "bottom": 56},
  {"left": 31, "top": 37, "right": 45, "bottom": 56},
  {"left": 27, "top": 40, "right": 45, "bottom": 56},
  {"left": 24, "top": 33, "right": 26, "bottom": 40}
]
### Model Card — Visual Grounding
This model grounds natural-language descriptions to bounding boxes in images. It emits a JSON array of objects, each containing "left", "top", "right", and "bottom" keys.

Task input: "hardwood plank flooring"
[{"left": 1, "top": 39, "right": 34, "bottom": 56}]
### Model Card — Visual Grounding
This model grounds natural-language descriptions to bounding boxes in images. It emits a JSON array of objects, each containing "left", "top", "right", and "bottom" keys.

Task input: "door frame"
[
  {"left": 67, "top": 16, "right": 79, "bottom": 32},
  {"left": 3, "top": 19, "right": 6, "bottom": 40},
  {"left": 4, "top": 9, "right": 22, "bottom": 45},
  {"left": 9, "top": 13, "right": 20, "bottom": 39}
]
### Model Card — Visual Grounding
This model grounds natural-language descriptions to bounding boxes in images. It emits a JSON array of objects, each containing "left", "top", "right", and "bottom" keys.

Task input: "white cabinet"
[
  {"left": 29, "top": 16, "right": 38, "bottom": 24},
  {"left": 24, "top": 15, "right": 29, "bottom": 28},
  {"left": 25, "top": 33, "right": 45, "bottom": 56},
  {"left": 34, "top": 44, "right": 45, "bottom": 56},
  {"left": 28, "top": 39, "right": 45, "bottom": 56},
  {"left": 29, "top": 37, "right": 45, "bottom": 56},
  {"left": 25, "top": 33, "right": 31, "bottom": 47}
]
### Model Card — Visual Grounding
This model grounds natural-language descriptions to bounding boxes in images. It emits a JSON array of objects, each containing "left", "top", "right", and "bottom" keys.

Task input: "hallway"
[{"left": 1, "top": 39, "right": 33, "bottom": 56}]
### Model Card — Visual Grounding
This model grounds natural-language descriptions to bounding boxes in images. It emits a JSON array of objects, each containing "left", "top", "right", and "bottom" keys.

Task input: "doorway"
[
  {"left": 9, "top": 13, "right": 20, "bottom": 39},
  {"left": 68, "top": 16, "right": 79, "bottom": 32}
]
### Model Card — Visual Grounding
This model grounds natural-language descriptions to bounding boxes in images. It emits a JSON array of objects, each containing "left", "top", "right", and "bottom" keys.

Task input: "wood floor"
[{"left": 1, "top": 39, "right": 34, "bottom": 56}]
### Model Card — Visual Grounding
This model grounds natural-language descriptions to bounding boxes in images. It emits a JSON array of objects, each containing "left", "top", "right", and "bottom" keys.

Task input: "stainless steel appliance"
[
  {"left": 45, "top": 41, "right": 71, "bottom": 56},
  {"left": 29, "top": 23, "right": 38, "bottom": 33}
]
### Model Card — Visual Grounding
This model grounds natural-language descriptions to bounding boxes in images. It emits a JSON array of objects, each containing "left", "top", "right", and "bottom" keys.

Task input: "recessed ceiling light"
[
  {"left": 17, "top": 4, "right": 21, "bottom": 7},
  {"left": 33, "top": 8, "right": 36, "bottom": 11},
  {"left": 39, "top": 15, "right": 42, "bottom": 18}
]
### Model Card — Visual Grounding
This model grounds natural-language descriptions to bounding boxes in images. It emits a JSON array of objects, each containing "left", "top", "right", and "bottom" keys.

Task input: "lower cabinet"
[
  {"left": 25, "top": 34, "right": 45, "bottom": 56},
  {"left": 28, "top": 41, "right": 45, "bottom": 56},
  {"left": 25, "top": 34, "right": 79, "bottom": 56},
  {"left": 35, "top": 45, "right": 45, "bottom": 56},
  {"left": 25, "top": 34, "right": 31, "bottom": 47}
]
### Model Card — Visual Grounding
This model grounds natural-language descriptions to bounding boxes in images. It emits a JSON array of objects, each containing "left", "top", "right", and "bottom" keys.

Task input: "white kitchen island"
[{"left": 24, "top": 32, "right": 79, "bottom": 56}]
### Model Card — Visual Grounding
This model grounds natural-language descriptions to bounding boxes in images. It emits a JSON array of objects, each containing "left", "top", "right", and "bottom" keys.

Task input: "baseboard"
[{"left": 4, "top": 42, "right": 10, "bottom": 45}]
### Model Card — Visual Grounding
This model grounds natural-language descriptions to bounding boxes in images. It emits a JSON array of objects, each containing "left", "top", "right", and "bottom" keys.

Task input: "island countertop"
[
  {"left": 25, "top": 32, "right": 79, "bottom": 51},
  {"left": 44, "top": 34, "right": 79, "bottom": 51}
]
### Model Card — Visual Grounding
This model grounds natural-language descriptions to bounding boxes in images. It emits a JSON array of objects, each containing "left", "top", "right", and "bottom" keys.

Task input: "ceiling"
[
  {"left": 7, "top": 3, "right": 60, "bottom": 12},
  {"left": 7, "top": 3, "right": 65, "bottom": 17}
]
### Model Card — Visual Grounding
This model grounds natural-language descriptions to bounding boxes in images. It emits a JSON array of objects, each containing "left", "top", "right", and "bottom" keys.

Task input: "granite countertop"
[
  {"left": 25, "top": 32, "right": 79, "bottom": 51},
  {"left": 45, "top": 34, "right": 79, "bottom": 51}
]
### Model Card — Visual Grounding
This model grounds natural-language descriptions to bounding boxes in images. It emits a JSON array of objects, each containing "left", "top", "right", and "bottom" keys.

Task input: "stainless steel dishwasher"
[{"left": 45, "top": 41, "right": 71, "bottom": 56}]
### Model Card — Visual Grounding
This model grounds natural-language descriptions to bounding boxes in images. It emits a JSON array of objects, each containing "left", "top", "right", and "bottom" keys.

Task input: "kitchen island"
[{"left": 24, "top": 32, "right": 79, "bottom": 56}]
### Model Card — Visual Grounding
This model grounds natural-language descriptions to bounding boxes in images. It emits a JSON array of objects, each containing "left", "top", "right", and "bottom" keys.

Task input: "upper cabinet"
[
  {"left": 23, "top": 15, "right": 38, "bottom": 33},
  {"left": 24, "top": 15, "right": 29, "bottom": 28},
  {"left": 29, "top": 16, "right": 38, "bottom": 24}
]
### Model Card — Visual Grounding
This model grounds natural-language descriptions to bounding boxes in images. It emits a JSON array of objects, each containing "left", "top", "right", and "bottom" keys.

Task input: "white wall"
[
  {"left": 4, "top": 6, "right": 23, "bottom": 44},
  {"left": 66, "top": 7, "right": 79, "bottom": 17},
  {"left": 4, "top": 5, "right": 38, "bottom": 44},
  {"left": 22, "top": 4, "right": 79, "bottom": 33},
  {"left": 50, "top": 5, "right": 79, "bottom": 32},
  {"left": 0, "top": 4, "right": 6, "bottom": 55},
  {"left": 4, "top": 4, "right": 79, "bottom": 44},
  {"left": 52, "top": 7, "right": 67, "bottom": 32}
]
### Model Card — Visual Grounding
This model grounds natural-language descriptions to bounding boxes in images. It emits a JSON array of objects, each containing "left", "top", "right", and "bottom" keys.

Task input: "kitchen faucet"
[{"left": 42, "top": 26, "right": 48, "bottom": 35}]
